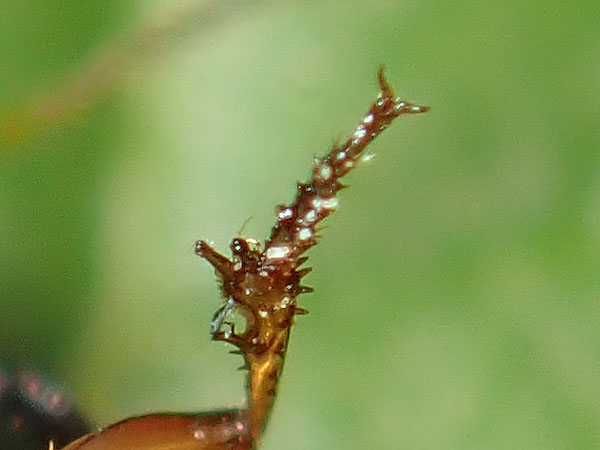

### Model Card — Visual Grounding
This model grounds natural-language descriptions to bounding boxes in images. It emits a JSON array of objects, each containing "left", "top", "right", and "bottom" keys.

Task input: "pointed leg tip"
[
  {"left": 396, "top": 102, "right": 430, "bottom": 115},
  {"left": 412, "top": 104, "right": 430, "bottom": 113}
]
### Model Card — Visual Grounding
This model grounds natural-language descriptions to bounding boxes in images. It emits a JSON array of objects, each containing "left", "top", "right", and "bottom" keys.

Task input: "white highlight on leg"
[
  {"left": 298, "top": 228, "right": 313, "bottom": 241},
  {"left": 266, "top": 246, "right": 291, "bottom": 259}
]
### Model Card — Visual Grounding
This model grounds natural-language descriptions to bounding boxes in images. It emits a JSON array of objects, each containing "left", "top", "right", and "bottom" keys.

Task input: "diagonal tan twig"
[{"left": 0, "top": 0, "right": 265, "bottom": 147}]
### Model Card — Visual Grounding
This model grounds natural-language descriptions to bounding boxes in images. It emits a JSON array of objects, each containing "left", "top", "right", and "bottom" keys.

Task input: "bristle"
[
  {"left": 298, "top": 285, "right": 314, "bottom": 294},
  {"left": 294, "top": 307, "right": 309, "bottom": 315},
  {"left": 296, "top": 256, "right": 309, "bottom": 266},
  {"left": 296, "top": 267, "right": 313, "bottom": 278}
]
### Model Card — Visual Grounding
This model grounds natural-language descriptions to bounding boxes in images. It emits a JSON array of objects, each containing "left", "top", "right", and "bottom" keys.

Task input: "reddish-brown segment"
[
  {"left": 60, "top": 69, "right": 428, "bottom": 450},
  {"left": 61, "top": 410, "right": 250, "bottom": 449}
]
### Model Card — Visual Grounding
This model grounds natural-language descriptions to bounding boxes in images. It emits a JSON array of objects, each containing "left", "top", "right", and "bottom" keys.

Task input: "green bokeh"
[{"left": 1, "top": 1, "right": 599, "bottom": 449}]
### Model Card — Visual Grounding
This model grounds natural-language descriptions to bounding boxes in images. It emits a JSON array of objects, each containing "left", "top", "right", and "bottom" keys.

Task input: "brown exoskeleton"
[{"left": 61, "top": 68, "right": 428, "bottom": 450}]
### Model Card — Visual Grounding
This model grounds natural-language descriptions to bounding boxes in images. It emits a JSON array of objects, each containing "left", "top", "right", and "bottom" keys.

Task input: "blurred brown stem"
[{"left": 0, "top": 0, "right": 264, "bottom": 148}]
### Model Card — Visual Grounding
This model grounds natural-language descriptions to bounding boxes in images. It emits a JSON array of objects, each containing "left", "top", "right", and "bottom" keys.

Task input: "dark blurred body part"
[{"left": 0, "top": 367, "right": 90, "bottom": 450}]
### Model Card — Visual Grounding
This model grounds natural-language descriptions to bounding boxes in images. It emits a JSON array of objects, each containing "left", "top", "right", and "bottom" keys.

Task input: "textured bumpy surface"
[{"left": 60, "top": 69, "right": 427, "bottom": 450}]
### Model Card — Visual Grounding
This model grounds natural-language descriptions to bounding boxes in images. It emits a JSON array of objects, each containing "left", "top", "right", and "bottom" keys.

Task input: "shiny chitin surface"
[
  {"left": 194, "top": 68, "right": 428, "bottom": 447},
  {"left": 61, "top": 410, "right": 250, "bottom": 450},
  {"left": 61, "top": 69, "right": 428, "bottom": 449}
]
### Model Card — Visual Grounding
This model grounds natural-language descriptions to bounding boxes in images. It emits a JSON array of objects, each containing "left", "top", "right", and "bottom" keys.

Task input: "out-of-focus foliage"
[{"left": 1, "top": 1, "right": 599, "bottom": 449}]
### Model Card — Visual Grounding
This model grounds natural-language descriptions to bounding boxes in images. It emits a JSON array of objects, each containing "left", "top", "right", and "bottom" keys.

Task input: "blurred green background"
[{"left": 1, "top": 0, "right": 599, "bottom": 448}]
